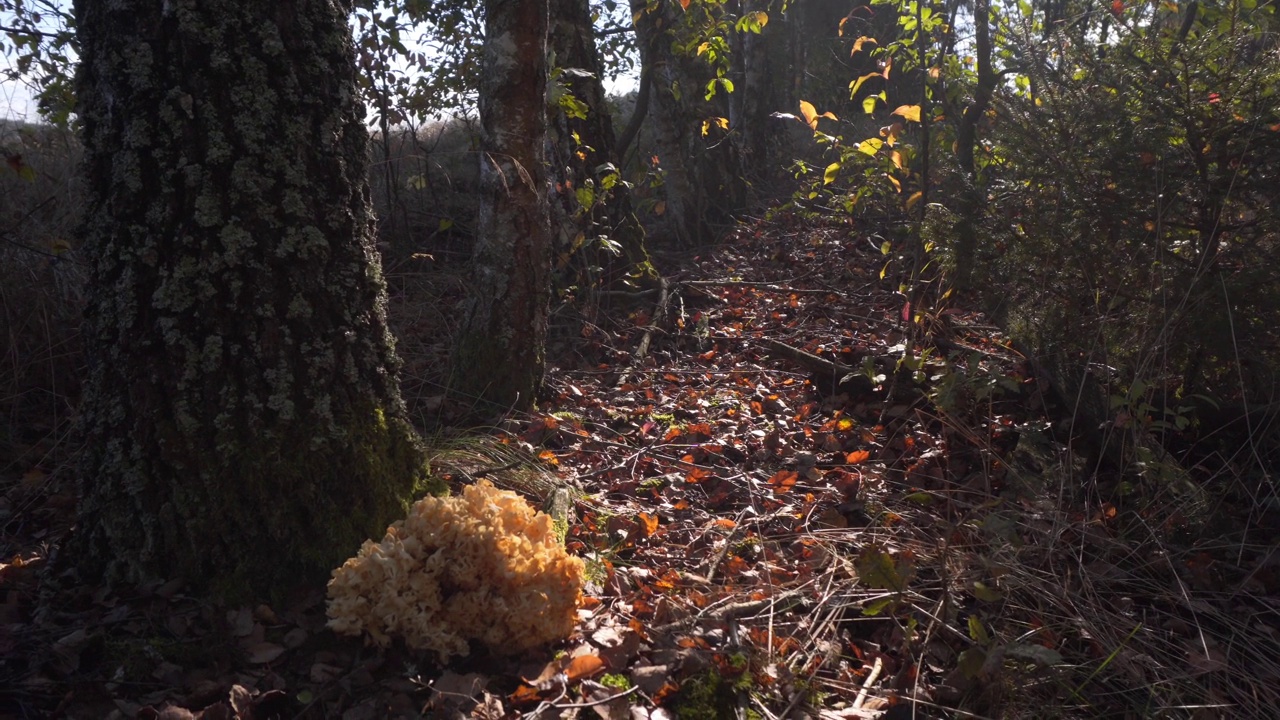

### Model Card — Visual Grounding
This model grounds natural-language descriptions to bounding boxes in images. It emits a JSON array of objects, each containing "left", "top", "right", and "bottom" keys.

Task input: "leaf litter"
[{"left": 2, "top": 212, "right": 1278, "bottom": 718}]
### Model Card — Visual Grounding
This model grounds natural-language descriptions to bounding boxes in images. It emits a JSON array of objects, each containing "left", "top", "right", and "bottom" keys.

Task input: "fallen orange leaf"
[
  {"left": 637, "top": 512, "right": 660, "bottom": 536},
  {"left": 768, "top": 469, "right": 799, "bottom": 494},
  {"left": 509, "top": 684, "right": 543, "bottom": 705},
  {"left": 565, "top": 653, "right": 605, "bottom": 681}
]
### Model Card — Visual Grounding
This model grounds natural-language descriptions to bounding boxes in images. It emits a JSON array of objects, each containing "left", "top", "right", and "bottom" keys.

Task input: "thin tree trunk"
[
  {"left": 71, "top": 0, "right": 435, "bottom": 600},
  {"left": 952, "top": 0, "right": 995, "bottom": 290},
  {"left": 616, "top": 61, "right": 652, "bottom": 162},
  {"left": 450, "top": 0, "right": 552, "bottom": 412}
]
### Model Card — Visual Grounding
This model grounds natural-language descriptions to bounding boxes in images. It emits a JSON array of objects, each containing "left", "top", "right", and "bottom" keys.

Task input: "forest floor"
[{"left": 3, "top": 211, "right": 1279, "bottom": 719}]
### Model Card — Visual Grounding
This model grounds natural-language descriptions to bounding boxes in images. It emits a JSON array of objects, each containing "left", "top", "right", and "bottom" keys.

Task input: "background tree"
[
  {"left": 70, "top": 0, "right": 437, "bottom": 600},
  {"left": 628, "top": 0, "right": 737, "bottom": 245},
  {"left": 548, "top": 0, "right": 655, "bottom": 288},
  {"left": 449, "top": 0, "right": 553, "bottom": 411}
]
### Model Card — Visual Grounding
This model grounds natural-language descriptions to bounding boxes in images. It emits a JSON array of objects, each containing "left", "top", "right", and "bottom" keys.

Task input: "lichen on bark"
[{"left": 71, "top": 0, "right": 442, "bottom": 601}]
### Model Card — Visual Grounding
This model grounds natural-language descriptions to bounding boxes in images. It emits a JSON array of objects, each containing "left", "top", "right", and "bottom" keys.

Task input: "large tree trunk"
[
  {"left": 548, "top": 0, "right": 655, "bottom": 287},
  {"left": 71, "top": 0, "right": 436, "bottom": 601},
  {"left": 450, "top": 0, "right": 552, "bottom": 411}
]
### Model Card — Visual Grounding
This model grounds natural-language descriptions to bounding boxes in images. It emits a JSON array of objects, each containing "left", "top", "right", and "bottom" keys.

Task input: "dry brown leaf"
[
  {"left": 244, "top": 642, "right": 285, "bottom": 665},
  {"left": 310, "top": 662, "right": 343, "bottom": 683}
]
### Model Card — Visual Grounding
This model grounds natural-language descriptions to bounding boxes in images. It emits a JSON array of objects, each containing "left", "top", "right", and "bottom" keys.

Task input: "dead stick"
[
  {"left": 852, "top": 656, "right": 884, "bottom": 710},
  {"left": 617, "top": 277, "right": 670, "bottom": 387}
]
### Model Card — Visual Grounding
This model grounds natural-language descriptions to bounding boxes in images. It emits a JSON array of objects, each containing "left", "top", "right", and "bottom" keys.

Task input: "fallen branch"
[
  {"left": 616, "top": 276, "right": 671, "bottom": 388},
  {"left": 683, "top": 278, "right": 839, "bottom": 295},
  {"left": 763, "top": 339, "right": 873, "bottom": 396}
]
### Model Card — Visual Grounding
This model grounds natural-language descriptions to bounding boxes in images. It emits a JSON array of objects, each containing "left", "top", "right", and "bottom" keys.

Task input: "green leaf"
[
  {"left": 823, "top": 162, "right": 841, "bottom": 185},
  {"left": 971, "top": 581, "right": 1004, "bottom": 602},
  {"left": 861, "top": 597, "right": 896, "bottom": 616},
  {"left": 559, "top": 94, "right": 589, "bottom": 120},
  {"left": 599, "top": 236, "right": 623, "bottom": 256},
  {"left": 968, "top": 615, "right": 991, "bottom": 645},
  {"left": 956, "top": 647, "right": 987, "bottom": 679},
  {"left": 857, "top": 547, "right": 907, "bottom": 591},
  {"left": 735, "top": 11, "right": 768, "bottom": 33}
]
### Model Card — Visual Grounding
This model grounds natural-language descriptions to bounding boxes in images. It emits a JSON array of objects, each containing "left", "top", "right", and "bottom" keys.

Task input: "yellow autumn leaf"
[
  {"left": 881, "top": 121, "right": 902, "bottom": 147},
  {"left": 800, "top": 100, "right": 818, "bottom": 129},
  {"left": 851, "top": 36, "right": 877, "bottom": 55},
  {"left": 849, "top": 72, "right": 879, "bottom": 100},
  {"left": 892, "top": 105, "right": 922, "bottom": 123},
  {"left": 905, "top": 191, "right": 923, "bottom": 211}
]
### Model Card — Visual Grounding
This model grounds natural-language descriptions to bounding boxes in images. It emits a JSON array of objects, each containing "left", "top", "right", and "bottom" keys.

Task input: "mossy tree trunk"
[
  {"left": 450, "top": 0, "right": 552, "bottom": 412},
  {"left": 548, "top": 0, "right": 655, "bottom": 288},
  {"left": 71, "top": 0, "right": 436, "bottom": 601}
]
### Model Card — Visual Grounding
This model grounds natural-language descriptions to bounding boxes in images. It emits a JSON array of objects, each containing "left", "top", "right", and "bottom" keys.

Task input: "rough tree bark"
[
  {"left": 450, "top": 0, "right": 552, "bottom": 411},
  {"left": 70, "top": 0, "right": 438, "bottom": 601}
]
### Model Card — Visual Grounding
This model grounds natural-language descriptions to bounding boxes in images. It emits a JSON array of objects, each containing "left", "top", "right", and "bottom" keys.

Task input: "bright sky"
[
  {"left": 1, "top": 79, "right": 38, "bottom": 121},
  {"left": 2, "top": 4, "right": 638, "bottom": 125},
  {"left": 1, "top": 0, "right": 64, "bottom": 123}
]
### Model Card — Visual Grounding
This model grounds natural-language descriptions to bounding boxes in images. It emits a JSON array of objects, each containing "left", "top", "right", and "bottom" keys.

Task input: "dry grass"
[{"left": 782, "top": 416, "right": 1280, "bottom": 719}]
